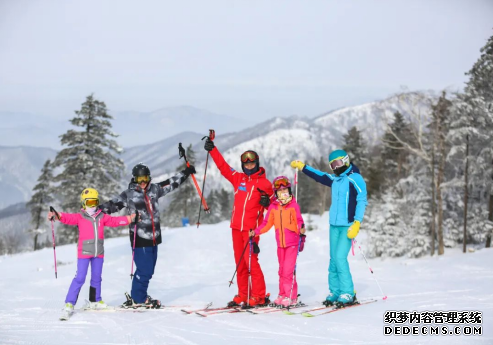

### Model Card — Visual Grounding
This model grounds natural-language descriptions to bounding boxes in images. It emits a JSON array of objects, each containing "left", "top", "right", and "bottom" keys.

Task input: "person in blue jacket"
[{"left": 291, "top": 149, "right": 367, "bottom": 306}]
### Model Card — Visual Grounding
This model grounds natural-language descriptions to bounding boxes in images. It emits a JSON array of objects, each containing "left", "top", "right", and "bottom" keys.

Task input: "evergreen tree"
[
  {"left": 166, "top": 144, "right": 200, "bottom": 227},
  {"left": 26, "top": 159, "right": 54, "bottom": 250},
  {"left": 381, "top": 112, "right": 413, "bottom": 185},
  {"left": 219, "top": 188, "right": 233, "bottom": 221},
  {"left": 53, "top": 94, "right": 124, "bottom": 243},
  {"left": 464, "top": 33, "right": 493, "bottom": 248},
  {"left": 342, "top": 126, "right": 369, "bottom": 172}
]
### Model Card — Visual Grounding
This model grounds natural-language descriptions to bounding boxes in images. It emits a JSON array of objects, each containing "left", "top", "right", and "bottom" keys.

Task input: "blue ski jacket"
[{"left": 302, "top": 164, "right": 367, "bottom": 226}]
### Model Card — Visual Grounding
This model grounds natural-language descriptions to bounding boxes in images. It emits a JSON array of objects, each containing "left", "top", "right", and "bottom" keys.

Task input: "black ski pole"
[
  {"left": 228, "top": 238, "right": 250, "bottom": 287},
  {"left": 196, "top": 129, "right": 215, "bottom": 227}
]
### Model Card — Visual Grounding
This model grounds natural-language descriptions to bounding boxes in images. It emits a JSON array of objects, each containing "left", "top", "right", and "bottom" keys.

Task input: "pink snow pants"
[{"left": 277, "top": 245, "right": 298, "bottom": 299}]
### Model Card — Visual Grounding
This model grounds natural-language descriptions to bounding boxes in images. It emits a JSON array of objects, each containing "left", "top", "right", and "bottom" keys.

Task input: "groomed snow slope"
[{"left": 0, "top": 212, "right": 491, "bottom": 345}]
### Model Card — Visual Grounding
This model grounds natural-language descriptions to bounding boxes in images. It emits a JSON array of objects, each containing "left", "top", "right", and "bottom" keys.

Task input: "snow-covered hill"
[
  {"left": 0, "top": 92, "right": 433, "bottom": 209},
  {"left": 0, "top": 212, "right": 491, "bottom": 344}
]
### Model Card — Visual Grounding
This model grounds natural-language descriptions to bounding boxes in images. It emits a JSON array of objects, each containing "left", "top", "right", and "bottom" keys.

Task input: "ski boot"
[
  {"left": 87, "top": 301, "right": 108, "bottom": 309},
  {"left": 335, "top": 293, "right": 358, "bottom": 309},
  {"left": 280, "top": 297, "right": 297, "bottom": 308},
  {"left": 243, "top": 293, "right": 270, "bottom": 309},
  {"left": 144, "top": 295, "right": 161, "bottom": 309},
  {"left": 270, "top": 295, "right": 284, "bottom": 307},
  {"left": 121, "top": 292, "right": 139, "bottom": 309},
  {"left": 227, "top": 295, "right": 246, "bottom": 307},
  {"left": 60, "top": 303, "right": 74, "bottom": 321},
  {"left": 323, "top": 291, "right": 338, "bottom": 307}
]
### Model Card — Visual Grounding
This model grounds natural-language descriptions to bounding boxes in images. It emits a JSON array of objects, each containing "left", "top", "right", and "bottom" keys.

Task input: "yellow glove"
[
  {"left": 347, "top": 221, "right": 360, "bottom": 239},
  {"left": 290, "top": 160, "right": 305, "bottom": 170}
]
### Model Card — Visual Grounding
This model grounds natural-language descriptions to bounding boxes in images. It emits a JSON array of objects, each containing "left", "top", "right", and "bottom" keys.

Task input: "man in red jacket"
[{"left": 204, "top": 138, "right": 273, "bottom": 307}]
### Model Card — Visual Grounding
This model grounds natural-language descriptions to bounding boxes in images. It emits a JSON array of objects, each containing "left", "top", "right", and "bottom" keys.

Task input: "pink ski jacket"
[
  {"left": 254, "top": 198, "right": 304, "bottom": 248},
  {"left": 60, "top": 210, "right": 129, "bottom": 259}
]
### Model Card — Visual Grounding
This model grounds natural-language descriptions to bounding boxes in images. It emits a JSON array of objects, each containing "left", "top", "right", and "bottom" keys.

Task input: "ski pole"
[
  {"left": 178, "top": 143, "right": 210, "bottom": 226},
  {"left": 228, "top": 239, "right": 250, "bottom": 287},
  {"left": 197, "top": 129, "right": 215, "bottom": 228},
  {"left": 49, "top": 206, "right": 60, "bottom": 279},
  {"left": 353, "top": 239, "right": 387, "bottom": 300},
  {"left": 130, "top": 210, "right": 139, "bottom": 280},
  {"left": 295, "top": 168, "right": 299, "bottom": 201}
]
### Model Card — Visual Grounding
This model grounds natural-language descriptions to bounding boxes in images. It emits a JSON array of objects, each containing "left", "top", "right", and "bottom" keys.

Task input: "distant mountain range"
[{"left": 0, "top": 93, "right": 430, "bottom": 210}]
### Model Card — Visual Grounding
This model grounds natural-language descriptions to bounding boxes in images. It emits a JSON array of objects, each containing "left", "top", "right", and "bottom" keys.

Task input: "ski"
[
  {"left": 181, "top": 303, "right": 233, "bottom": 315},
  {"left": 247, "top": 303, "right": 308, "bottom": 315},
  {"left": 301, "top": 299, "right": 377, "bottom": 317},
  {"left": 195, "top": 308, "right": 241, "bottom": 317}
]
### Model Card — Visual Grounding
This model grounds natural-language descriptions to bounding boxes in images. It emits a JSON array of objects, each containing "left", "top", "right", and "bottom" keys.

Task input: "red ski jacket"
[{"left": 210, "top": 147, "right": 274, "bottom": 231}]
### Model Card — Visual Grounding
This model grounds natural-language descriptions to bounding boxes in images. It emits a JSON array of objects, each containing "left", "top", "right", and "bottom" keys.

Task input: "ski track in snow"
[{"left": 0, "top": 212, "right": 492, "bottom": 345}]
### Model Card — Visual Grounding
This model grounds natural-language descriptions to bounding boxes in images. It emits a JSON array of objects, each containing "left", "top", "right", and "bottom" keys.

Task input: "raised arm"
[
  {"left": 99, "top": 190, "right": 128, "bottom": 214},
  {"left": 209, "top": 147, "right": 240, "bottom": 185},
  {"left": 157, "top": 170, "right": 191, "bottom": 198},
  {"left": 58, "top": 212, "right": 80, "bottom": 226},
  {"left": 102, "top": 214, "right": 131, "bottom": 227}
]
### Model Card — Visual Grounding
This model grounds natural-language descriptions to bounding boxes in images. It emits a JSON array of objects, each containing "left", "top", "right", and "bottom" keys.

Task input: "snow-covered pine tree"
[
  {"left": 166, "top": 144, "right": 200, "bottom": 227},
  {"left": 463, "top": 33, "right": 493, "bottom": 248},
  {"left": 342, "top": 126, "right": 369, "bottom": 172},
  {"left": 53, "top": 95, "right": 124, "bottom": 243},
  {"left": 218, "top": 188, "right": 233, "bottom": 221},
  {"left": 26, "top": 159, "right": 54, "bottom": 250},
  {"left": 365, "top": 191, "right": 407, "bottom": 258}
]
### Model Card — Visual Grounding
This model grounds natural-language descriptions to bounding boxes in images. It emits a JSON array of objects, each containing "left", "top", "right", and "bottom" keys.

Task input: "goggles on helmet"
[
  {"left": 273, "top": 176, "right": 291, "bottom": 190},
  {"left": 241, "top": 151, "right": 259, "bottom": 163},
  {"left": 84, "top": 199, "right": 99, "bottom": 208},
  {"left": 135, "top": 175, "right": 151, "bottom": 183}
]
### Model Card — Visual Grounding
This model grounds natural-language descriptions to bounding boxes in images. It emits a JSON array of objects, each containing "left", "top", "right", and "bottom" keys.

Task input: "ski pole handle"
[{"left": 49, "top": 206, "right": 61, "bottom": 221}]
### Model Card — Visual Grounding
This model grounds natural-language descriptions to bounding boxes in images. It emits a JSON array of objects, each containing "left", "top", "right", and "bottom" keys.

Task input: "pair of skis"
[{"left": 283, "top": 299, "right": 377, "bottom": 317}]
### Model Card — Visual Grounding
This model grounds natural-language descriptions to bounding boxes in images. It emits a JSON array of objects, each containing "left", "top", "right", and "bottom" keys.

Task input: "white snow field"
[{"left": 0, "top": 212, "right": 491, "bottom": 345}]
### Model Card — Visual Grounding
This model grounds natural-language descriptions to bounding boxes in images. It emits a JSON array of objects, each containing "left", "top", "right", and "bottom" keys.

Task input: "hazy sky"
[{"left": 0, "top": 0, "right": 492, "bottom": 121}]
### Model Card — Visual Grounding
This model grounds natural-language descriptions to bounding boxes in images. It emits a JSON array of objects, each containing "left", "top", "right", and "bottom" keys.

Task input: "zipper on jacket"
[
  {"left": 144, "top": 190, "right": 156, "bottom": 245},
  {"left": 280, "top": 207, "right": 285, "bottom": 248},
  {"left": 93, "top": 218, "right": 98, "bottom": 257},
  {"left": 346, "top": 191, "right": 349, "bottom": 222}
]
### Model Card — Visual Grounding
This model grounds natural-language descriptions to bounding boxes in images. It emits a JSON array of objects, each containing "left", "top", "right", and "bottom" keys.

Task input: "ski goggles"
[
  {"left": 329, "top": 155, "right": 349, "bottom": 171},
  {"left": 241, "top": 151, "right": 258, "bottom": 163},
  {"left": 135, "top": 175, "right": 151, "bottom": 183},
  {"left": 273, "top": 176, "right": 291, "bottom": 190},
  {"left": 84, "top": 199, "right": 99, "bottom": 207}
]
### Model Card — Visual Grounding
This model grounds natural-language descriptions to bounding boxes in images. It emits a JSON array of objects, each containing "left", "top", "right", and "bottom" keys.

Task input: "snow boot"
[{"left": 323, "top": 291, "right": 339, "bottom": 307}]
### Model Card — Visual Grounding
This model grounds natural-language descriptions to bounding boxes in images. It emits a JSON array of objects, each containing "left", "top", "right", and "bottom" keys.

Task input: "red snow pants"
[{"left": 232, "top": 228, "right": 266, "bottom": 299}]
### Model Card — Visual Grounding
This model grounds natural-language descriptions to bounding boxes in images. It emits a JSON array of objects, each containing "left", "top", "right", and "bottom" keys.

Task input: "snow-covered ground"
[{"left": 0, "top": 212, "right": 491, "bottom": 344}]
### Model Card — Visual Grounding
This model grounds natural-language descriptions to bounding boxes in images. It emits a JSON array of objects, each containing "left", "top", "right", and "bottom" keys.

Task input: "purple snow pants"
[{"left": 65, "top": 257, "right": 104, "bottom": 305}]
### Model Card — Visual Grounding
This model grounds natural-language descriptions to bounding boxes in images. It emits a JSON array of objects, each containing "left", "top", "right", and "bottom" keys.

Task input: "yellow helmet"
[{"left": 80, "top": 188, "right": 99, "bottom": 209}]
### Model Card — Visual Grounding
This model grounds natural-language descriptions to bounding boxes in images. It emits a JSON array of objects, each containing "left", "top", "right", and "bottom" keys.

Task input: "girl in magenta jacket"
[
  {"left": 48, "top": 188, "right": 136, "bottom": 312},
  {"left": 250, "top": 176, "right": 306, "bottom": 307}
]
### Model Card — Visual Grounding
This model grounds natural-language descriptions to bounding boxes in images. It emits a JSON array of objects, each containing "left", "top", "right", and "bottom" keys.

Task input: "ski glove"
[
  {"left": 183, "top": 165, "right": 196, "bottom": 176},
  {"left": 204, "top": 138, "right": 215, "bottom": 152},
  {"left": 259, "top": 194, "right": 270, "bottom": 207},
  {"left": 299, "top": 234, "right": 306, "bottom": 252},
  {"left": 290, "top": 160, "right": 305, "bottom": 170},
  {"left": 347, "top": 220, "right": 360, "bottom": 239}
]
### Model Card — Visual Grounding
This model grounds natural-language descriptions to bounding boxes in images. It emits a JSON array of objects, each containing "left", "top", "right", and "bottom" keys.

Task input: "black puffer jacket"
[{"left": 100, "top": 171, "right": 189, "bottom": 247}]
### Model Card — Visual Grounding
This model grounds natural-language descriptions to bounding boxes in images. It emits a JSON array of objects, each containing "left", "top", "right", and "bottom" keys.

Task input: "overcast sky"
[{"left": 0, "top": 0, "right": 492, "bottom": 121}]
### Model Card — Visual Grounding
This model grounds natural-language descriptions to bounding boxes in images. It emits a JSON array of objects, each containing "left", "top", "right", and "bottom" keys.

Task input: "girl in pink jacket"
[
  {"left": 48, "top": 188, "right": 136, "bottom": 313},
  {"left": 250, "top": 176, "right": 306, "bottom": 307}
]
